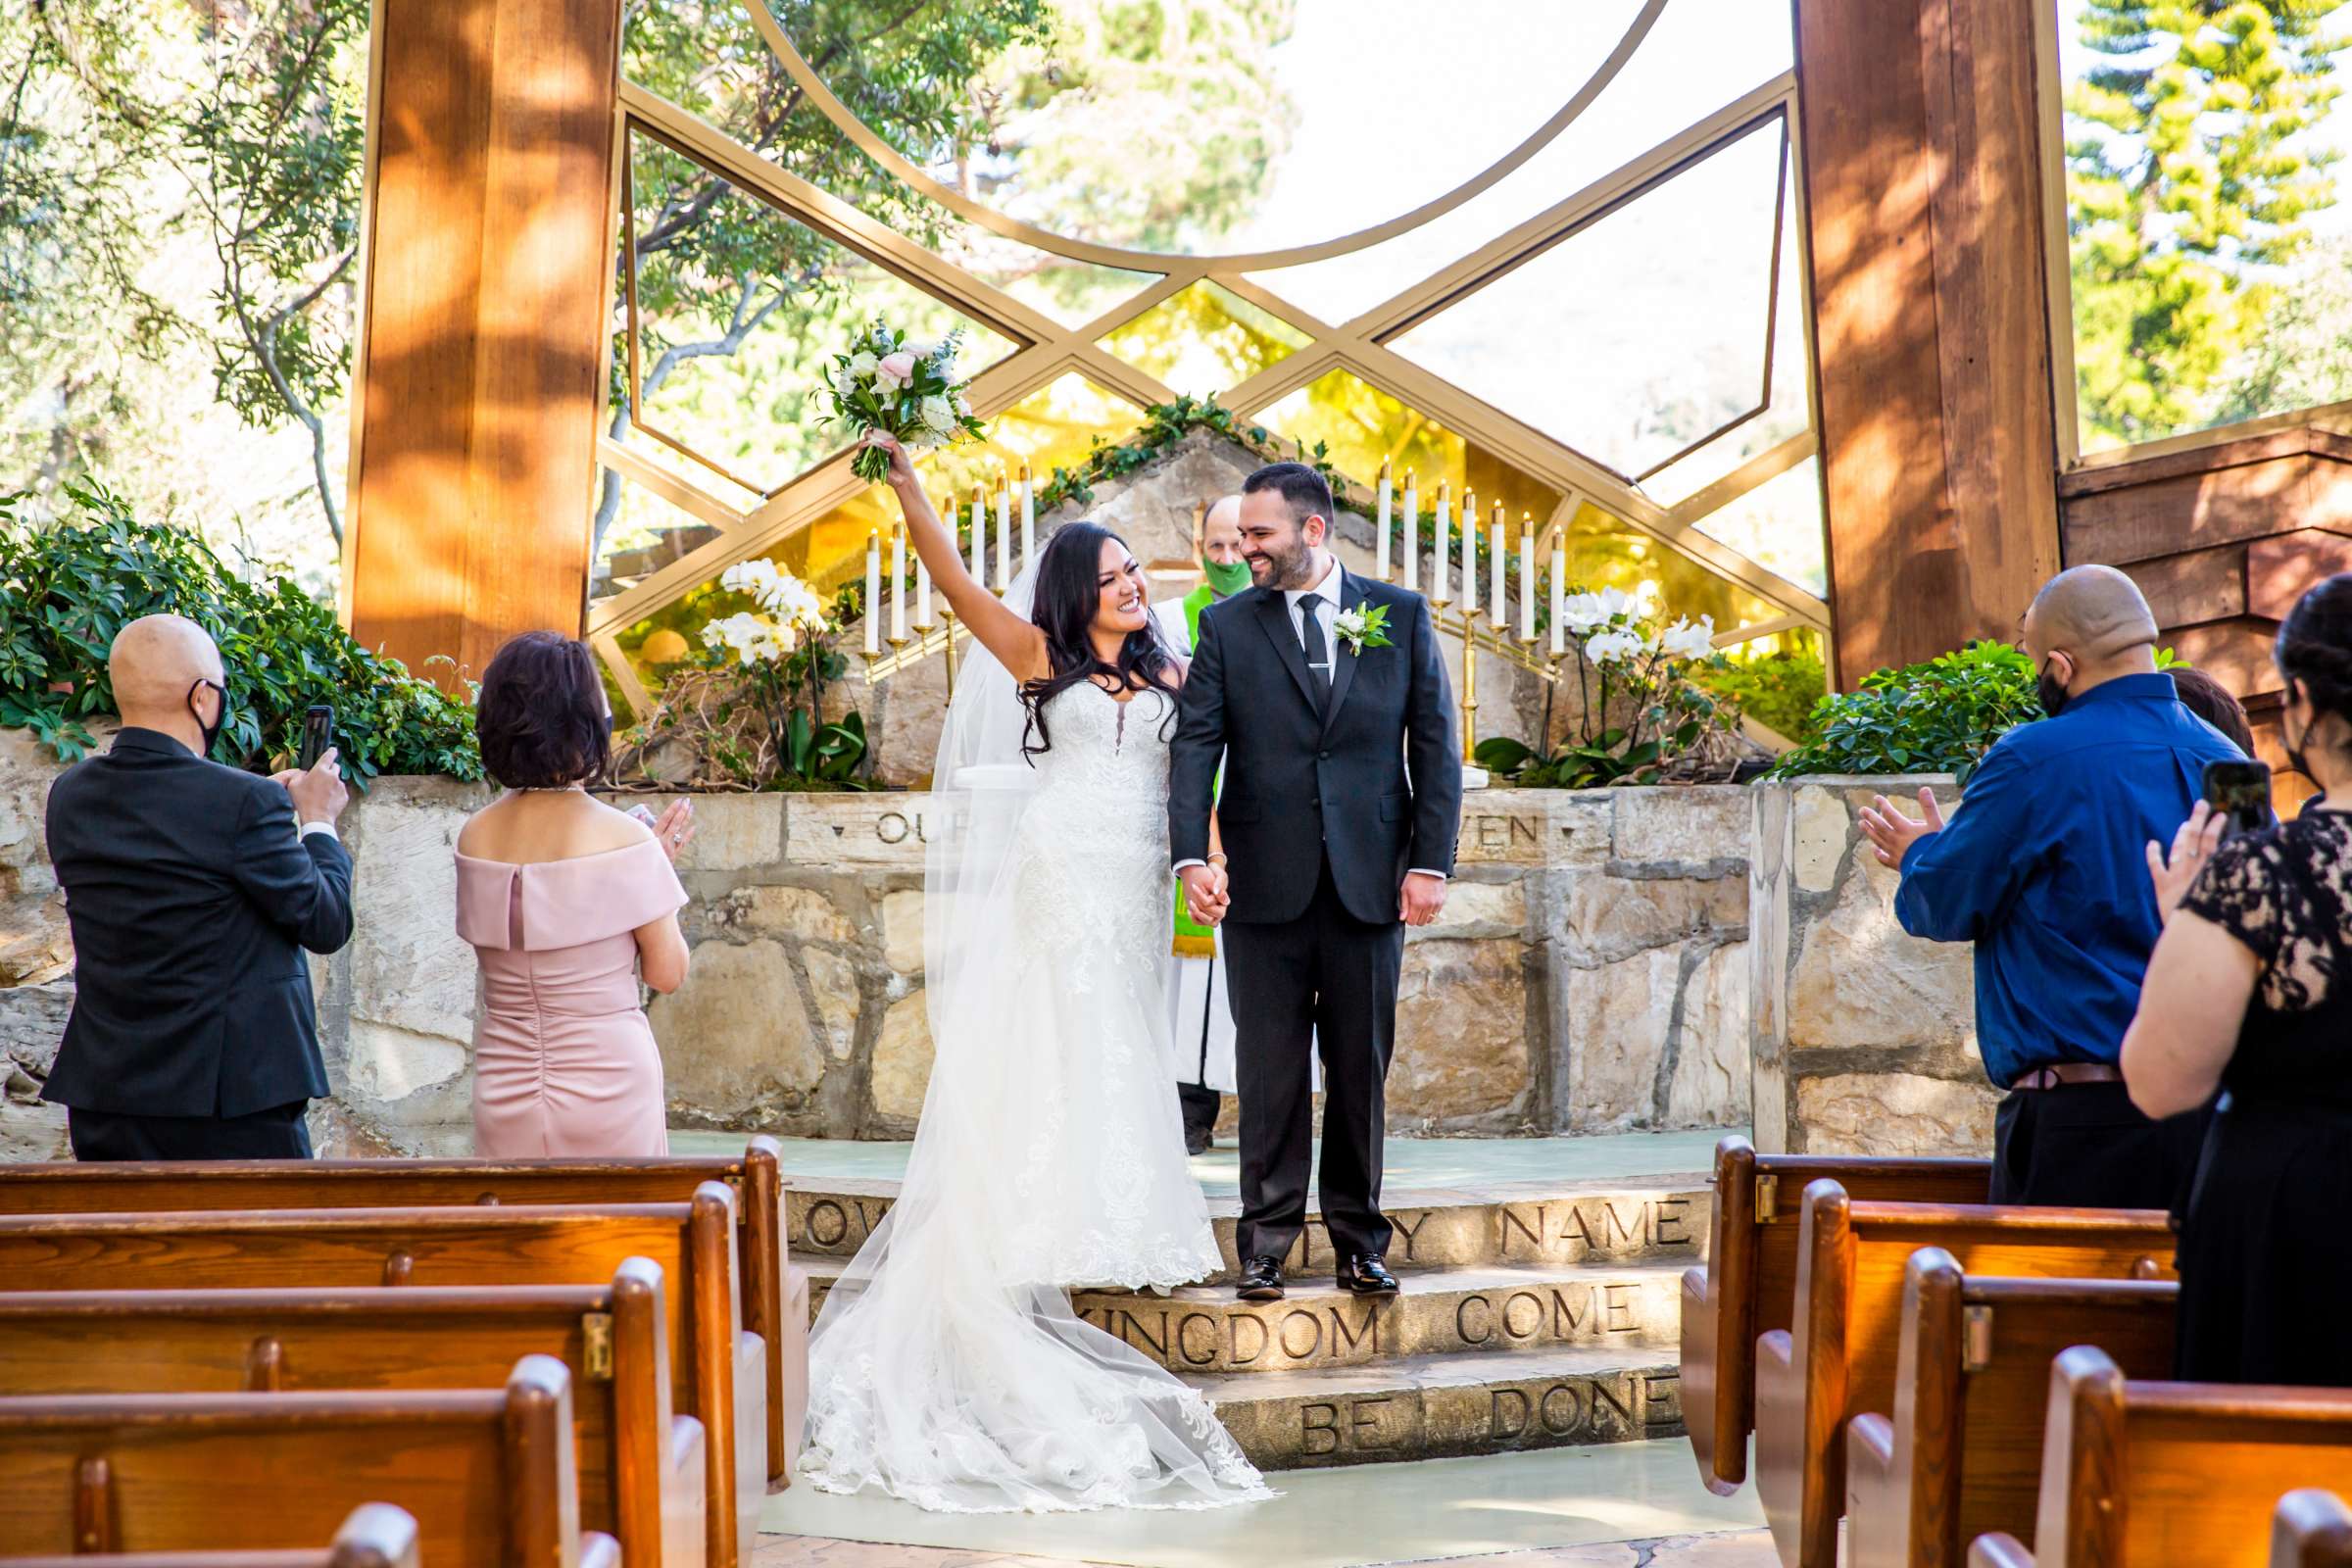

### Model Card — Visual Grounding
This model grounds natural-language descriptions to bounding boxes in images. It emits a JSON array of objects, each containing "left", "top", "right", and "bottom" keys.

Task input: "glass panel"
[
  {"left": 762, "top": 0, "right": 1650, "bottom": 256},
  {"left": 1388, "top": 119, "right": 1785, "bottom": 478},
  {"left": 590, "top": 464, "right": 737, "bottom": 608},
  {"left": 621, "top": 131, "right": 1017, "bottom": 495},
  {"left": 1250, "top": 366, "right": 1562, "bottom": 519},
  {"left": 2058, "top": 1, "right": 2352, "bottom": 451},
  {"left": 1640, "top": 162, "right": 1809, "bottom": 507},
  {"left": 1096, "top": 281, "right": 1310, "bottom": 399},
  {"left": 1243, "top": 0, "right": 1794, "bottom": 323},
  {"left": 963, "top": 247, "right": 1162, "bottom": 329},
  {"left": 1688, "top": 455, "right": 1825, "bottom": 598},
  {"left": 1559, "top": 501, "right": 1783, "bottom": 632}
]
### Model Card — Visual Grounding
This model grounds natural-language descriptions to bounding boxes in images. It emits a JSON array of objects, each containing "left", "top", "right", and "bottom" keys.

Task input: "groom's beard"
[{"left": 1250, "top": 537, "right": 1319, "bottom": 591}]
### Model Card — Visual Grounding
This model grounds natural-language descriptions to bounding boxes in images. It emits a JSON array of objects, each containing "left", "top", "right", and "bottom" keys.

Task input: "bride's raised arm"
[{"left": 868, "top": 432, "right": 1050, "bottom": 683}]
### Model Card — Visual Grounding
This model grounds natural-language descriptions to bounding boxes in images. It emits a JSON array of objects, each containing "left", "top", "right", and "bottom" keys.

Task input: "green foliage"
[
  {"left": 2066, "top": 0, "right": 2351, "bottom": 444},
  {"left": 1031, "top": 395, "right": 1344, "bottom": 514},
  {"left": 0, "top": 483, "right": 479, "bottom": 783},
  {"left": 1694, "top": 647, "right": 1829, "bottom": 744},
  {"left": 1763, "top": 642, "right": 2042, "bottom": 784}
]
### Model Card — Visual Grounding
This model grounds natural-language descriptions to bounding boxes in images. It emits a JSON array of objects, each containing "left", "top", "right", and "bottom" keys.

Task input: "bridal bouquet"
[{"left": 822, "top": 321, "right": 987, "bottom": 482}]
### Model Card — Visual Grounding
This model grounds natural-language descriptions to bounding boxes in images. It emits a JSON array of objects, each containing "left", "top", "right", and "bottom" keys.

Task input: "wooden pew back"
[
  {"left": 0, "top": 1358, "right": 616, "bottom": 1568},
  {"left": 1973, "top": 1349, "right": 2352, "bottom": 1568},
  {"left": 2275, "top": 1491, "right": 2352, "bottom": 1568},
  {"left": 4, "top": 1502, "right": 421, "bottom": 1568},
  {"left": 0, "top": 1191, "right": 754, "bottom": 1568},
  {"left": 0, "top": 1262, "right": 704, "bottom": 1568},
  {"left": 1845, "top": 1248, "right": 2178, "bottom": 1568},
  {"left": 0, "top": 1140, "right": 791, "bottom": 1483},
  {"left": 1682, "top": 1135, "right": 1993, "bottom": 1493},
  {"left": 1759, "top": 1184, "right": 2175, "bottom": 1567}
]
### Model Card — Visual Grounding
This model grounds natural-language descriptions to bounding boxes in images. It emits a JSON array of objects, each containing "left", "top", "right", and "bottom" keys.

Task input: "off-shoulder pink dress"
[{"left": 455, "top": 838, "right": 687, "bottom": 1157}]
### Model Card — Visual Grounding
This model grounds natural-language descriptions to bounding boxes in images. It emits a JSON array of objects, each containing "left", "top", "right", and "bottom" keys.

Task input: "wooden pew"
[
  {"left": 1758, "top": 1182, "right": 2176, "bottom": 1568},
  {"left": 2275, "top": 1491, "right": 2352, "bottom": 1568},
  {"left": 6, "top": 1502, "right": 421, "bottom": 1568},
  {"left": 0, "top": 1356, "right": 616, "bottom": 1568},
  {"left": 0, "top": 1137, "right": 804, "bottom": 1485},
  {"left": 1969, "top": 1349, "right": 2352, "bottom": 1568},
  {"left": 1845, "top": 1247, "right": 2179, "bottom": 1568},
  {"left": 1682, "top": 1135, "right": 1994, "bottom": 1493},
  {"left": 0, "top": 1190, "right": 760, "bottom": 1568},
  {"left": 0, "top": 1260, "right": 703, "bottom": 1568}
]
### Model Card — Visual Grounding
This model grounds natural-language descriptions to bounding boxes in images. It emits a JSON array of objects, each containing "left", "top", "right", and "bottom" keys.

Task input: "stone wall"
[
  {"left": 0, "top": 728, "right": 1754, "bottom": 1153},
  {"left": 1748, "top": 775, "right": 1998, "bottom": 1156}
]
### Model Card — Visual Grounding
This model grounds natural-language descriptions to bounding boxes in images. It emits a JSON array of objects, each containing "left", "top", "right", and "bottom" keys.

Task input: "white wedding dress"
[{"left": 799, "top": 616, "right": 1272, "bottom": 1513}]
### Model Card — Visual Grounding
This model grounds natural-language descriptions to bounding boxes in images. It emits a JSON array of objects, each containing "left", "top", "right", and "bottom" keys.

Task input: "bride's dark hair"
[{"left": 1019, "top": 520, "right": 1180, "bottom": 760}]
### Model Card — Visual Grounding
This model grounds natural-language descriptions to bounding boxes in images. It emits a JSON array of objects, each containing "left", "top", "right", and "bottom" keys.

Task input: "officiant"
[{"left": 1152, "top": 494, "right": 1318, "bottom": 1153}]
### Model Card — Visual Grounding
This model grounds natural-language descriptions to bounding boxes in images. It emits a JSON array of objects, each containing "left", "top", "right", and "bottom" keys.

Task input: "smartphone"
[
  {"left": 625, "top": 805, "right": 660, "bottom": 829},
  {"left": 297, "top": 704, "right": 334, "bottom": 770},
  {"left": 2202, "top": 759, "right": 2274, "bottom": 840}
]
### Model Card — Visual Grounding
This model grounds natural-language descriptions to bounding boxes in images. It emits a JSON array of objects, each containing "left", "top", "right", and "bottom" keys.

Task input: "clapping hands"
[{"left": 2146, "top": 800, "right": 2225, "bottom": 924}]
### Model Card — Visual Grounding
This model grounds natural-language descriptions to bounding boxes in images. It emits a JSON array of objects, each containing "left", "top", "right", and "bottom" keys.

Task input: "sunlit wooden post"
[{"left": 343, "top": 0, "right": 628, "bottom": 683}]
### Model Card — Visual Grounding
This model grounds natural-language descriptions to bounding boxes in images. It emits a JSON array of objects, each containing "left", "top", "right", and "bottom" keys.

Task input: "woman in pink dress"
[{"left": 455, "top": 633, "right": 697, "bottom": 1157}]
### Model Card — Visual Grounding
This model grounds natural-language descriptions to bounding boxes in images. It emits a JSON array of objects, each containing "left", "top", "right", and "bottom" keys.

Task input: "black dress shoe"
[
  {"left": 1337, "top": 1253, "right": 1400, "bottom": 1295},
  {"left": 1236, "top": 1255, "right": 1285, "bottom": 1301}
]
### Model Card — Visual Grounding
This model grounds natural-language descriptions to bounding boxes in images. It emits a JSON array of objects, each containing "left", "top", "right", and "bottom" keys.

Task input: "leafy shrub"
[
  {"left": 0, "top": 483, "right": 480, "bottom": 784},
  {"left": 1763, "top": 641, "right": 2040, "bottom": 784},
  {"left": 1695, "top": 646, "right": 1828, "bottom": 744}
]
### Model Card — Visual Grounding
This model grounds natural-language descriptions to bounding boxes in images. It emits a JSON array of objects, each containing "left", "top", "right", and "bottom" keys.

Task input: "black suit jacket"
[
  {"left": 1170, "top": 569, "right": 1461, "bottom": 925},
  {"left": 41, "top": 728, "right": 356, "bottom": 1118}
]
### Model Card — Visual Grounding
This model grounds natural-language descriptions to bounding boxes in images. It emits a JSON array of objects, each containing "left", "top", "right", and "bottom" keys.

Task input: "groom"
[{"left": 1170, "top": 461, "right": 1462, "bottom": 1301}]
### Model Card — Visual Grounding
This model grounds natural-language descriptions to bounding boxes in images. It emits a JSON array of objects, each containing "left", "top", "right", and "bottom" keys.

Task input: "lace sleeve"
[{"left": 2179, "top": 832, "right": 2284, "bottom": 966}]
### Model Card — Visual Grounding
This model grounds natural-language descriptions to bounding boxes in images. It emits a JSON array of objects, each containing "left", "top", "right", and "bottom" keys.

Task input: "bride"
[{"left": 798, "top": 432, "right": 1272, "bottom": 1514}]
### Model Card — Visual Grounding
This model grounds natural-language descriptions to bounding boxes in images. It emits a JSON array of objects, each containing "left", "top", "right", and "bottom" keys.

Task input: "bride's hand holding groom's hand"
[{"left": 1180, "top": 862, "right": 1229, "bottom": 928}]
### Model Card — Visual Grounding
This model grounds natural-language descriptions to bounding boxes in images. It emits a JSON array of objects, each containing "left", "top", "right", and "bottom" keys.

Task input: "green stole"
[{"left": 1172, "top": 583, "right": 1221, "bottom": 959}]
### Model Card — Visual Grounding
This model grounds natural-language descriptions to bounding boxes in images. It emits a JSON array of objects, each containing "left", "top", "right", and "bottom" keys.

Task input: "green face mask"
[{"left": 1202, "top": 556, "right": 1252, "bottom": 597}]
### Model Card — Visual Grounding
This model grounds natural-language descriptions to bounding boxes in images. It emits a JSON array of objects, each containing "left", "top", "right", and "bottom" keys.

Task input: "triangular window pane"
[{"left": 1098, "top": 281, "right": 1310, "bottom": 399}]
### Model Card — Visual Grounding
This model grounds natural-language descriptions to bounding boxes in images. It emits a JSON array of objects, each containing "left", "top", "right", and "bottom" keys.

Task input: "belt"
[{"left": 2010, "top": 1062, "right": 2124, "bottom": 1091}]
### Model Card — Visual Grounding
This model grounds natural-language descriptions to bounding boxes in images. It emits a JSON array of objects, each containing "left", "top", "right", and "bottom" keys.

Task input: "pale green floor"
[
  {"left": 671, "top": 1128, "right": 1735, "bottom": 1196},
  {"left": 760, "top": 1440, "right": 1764, "bottom": 1568}
]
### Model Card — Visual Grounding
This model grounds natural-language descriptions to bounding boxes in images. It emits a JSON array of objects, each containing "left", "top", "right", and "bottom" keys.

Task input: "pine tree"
[{"left": 2066, "top": 0, "right": 2350, "bottom": 446}]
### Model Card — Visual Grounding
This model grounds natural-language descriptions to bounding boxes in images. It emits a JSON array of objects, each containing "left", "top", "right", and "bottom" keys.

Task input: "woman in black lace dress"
[{"left": 2125, "top": 572, "right": 2352, "bottom": 1384}]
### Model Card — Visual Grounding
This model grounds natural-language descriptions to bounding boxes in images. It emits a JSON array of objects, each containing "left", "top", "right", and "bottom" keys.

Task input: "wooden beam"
[
  {"left": 1793, "top": 0, "right": 2062, "bottom": 687},
  {"left": 344, "top": 0, "right": 625, "bottom": 682}
]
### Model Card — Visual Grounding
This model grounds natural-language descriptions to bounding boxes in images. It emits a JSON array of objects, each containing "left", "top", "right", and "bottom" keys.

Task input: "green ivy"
[
  {"left": 1031, "top": 395, "right": 1346, "bottom": 514},
  {"left": 0, "top": 482, "right": 480, "bottom": 785}
]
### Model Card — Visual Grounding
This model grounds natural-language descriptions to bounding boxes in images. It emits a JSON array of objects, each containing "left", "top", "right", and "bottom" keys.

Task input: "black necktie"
[{"left": 1298, "top": 597, "right": 1333, "bottom": 708}]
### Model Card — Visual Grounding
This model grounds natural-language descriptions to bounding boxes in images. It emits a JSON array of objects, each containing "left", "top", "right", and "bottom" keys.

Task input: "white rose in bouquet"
[
  {"left": 848, "top": 349, "right": 878, "bottom": 379},
  {"left": 919, "top": 395, "right": 956, "bottom": 436}
]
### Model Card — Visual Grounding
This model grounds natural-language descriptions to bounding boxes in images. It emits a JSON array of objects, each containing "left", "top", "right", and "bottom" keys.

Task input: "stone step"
[
  {"left": 802, "top": 1258, "right": 1684, "bottom": 1375},
  {"left": 1193, "top": 1346, "right": 1684, "bottom": 1471},
  {"left": 786, "top": 1173, "right": 1712, "bottom": 1283}
]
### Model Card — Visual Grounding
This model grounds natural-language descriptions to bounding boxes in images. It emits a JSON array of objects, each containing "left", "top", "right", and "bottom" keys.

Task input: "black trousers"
[
  {"left": 1988, "top": 1081, "right": 2207, "bottom": 1211},
  {"left": 1177, "top": 1082, "right": 1220, "bottom": 1147},
  {"left": 67, "top": 1101, "right": 313, "bottom": 1161},
  {"left": 1221, "top": 861, "right": 1405, "bottom": 1265}
]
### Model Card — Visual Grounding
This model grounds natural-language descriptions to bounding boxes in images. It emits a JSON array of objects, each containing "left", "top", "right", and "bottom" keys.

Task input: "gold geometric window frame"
[{"left": 587, "top": 25, "right": 1829, "bottom": 710}]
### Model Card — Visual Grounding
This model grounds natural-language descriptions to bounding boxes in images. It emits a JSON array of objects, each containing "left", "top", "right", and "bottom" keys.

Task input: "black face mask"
[
  {"left": 2035, "top": 658, "right": 2071, "bottom": 719},
  {"left": 188, "top": 678, "right": 228, "bottom": 758}
]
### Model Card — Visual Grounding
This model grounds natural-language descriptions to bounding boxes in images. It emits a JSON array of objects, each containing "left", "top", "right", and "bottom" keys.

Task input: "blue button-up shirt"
[{"left": 1893, "top": 672, "right": 2243, "bottom": 1088}]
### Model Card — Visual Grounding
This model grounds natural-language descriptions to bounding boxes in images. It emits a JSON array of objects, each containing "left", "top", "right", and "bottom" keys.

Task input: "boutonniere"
[{"left": 1332, "top": 601, "right": 1393, "bottom": 656}]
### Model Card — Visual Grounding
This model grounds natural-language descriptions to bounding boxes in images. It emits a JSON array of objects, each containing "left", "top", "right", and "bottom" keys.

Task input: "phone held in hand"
[
  {"left": 2202, "top": 759, "right": 2275, "bottom": 840},
  {"left": 297, "top": 705, "right": 334, "bottom": 770},
  {"left": 625, "top": 805, "right": 660, "bottom": 829}
]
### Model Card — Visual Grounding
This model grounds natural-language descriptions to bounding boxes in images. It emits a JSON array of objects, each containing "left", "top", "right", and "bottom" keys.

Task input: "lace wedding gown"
[{"left": 800, "top": 681, "right": 1272, "bottom": 1513}]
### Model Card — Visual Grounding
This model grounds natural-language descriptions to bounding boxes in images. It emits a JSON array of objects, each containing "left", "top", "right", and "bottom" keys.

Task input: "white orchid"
[
  {"left": 1558, "top": 592, "right": 1612, "bottom": 634},
  {"left": 701, "top": 612, "right": 792, "bottom": 666},
  {"left": 721, "top": 559, "right": 827, "bottom": 635},
  {"left": 1658, "top": 614, "right": 1716, "bottom": 661},
  {"left": 1583, "top": 628, "right": 1645, "bottom": 666},
  {"left": 919, "top": 394, "right": 957, "bottom": 436}
]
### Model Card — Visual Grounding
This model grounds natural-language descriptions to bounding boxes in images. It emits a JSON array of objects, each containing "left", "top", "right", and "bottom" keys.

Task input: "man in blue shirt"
[{"left": 1860, "top": 566, "right": 2241, "bottom": 1206}]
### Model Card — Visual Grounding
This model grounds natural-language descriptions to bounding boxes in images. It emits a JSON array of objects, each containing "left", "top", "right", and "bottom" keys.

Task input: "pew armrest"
[
  {"left": 1968, "top": 1533, "right": 2036, "bottom": 1568},
  {"left": 734, "top": 1332, "right": 768, "bottom": 1551},
  {"left": 664, "top": 1415, "right": 710, "bottom": 1568},
  {"left": 1845, "top": 1412, "right": 1898, "bottom": 1568},
  {"left": 580, "top": 1533, "right": 623, "bottom": 1568},
  {"left": 774, "top": 1265, "right": 810, "bottom": 1488},
  {"left": 1681, "top": 1264, "right": 1740, "bottom": 1493},
  {"left": 1754, "top": 1329, "right": 1803, "bottom": 1561}
]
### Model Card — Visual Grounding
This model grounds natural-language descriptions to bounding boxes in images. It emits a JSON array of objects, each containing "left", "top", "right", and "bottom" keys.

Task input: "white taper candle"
[
  {"left": 863, "top": 525, "right": 882, "bottom": 657},
  {"left": 915, "top": 529, "right": 934, "bottom": 631},
  {"left": 995, "top": 482, "right": 1011, "bottom": 591},
  {"left": 1375, "top": 459, "right": 1393, "bottom": 581},
  {"left": 1399, "top": 470, "right": 1418, "bottom": 593},
  {"left": 1461, "top": 490, "right": 1479, "bottom": 617},
  {"left": 1434, "top": 482, "right": 1452, "bottom": 604},
  {"left": 1550, "top": 543, "right": 1567, "bottom": 657},
  {"left": 1019, "top": 465, "right": 1035, "bottom": 569},
  {"left": 1520, "top": 513, "right": 1537, "bottom": 642},
  {"left": 1490, "top": 502, "right": 1506, "bottom": 631},
  {"left": 968, "top": 488, "right": 984, "bottom": 580},
  {"left": 890, "top": 521, "right": 906, "bottom": 644}
]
